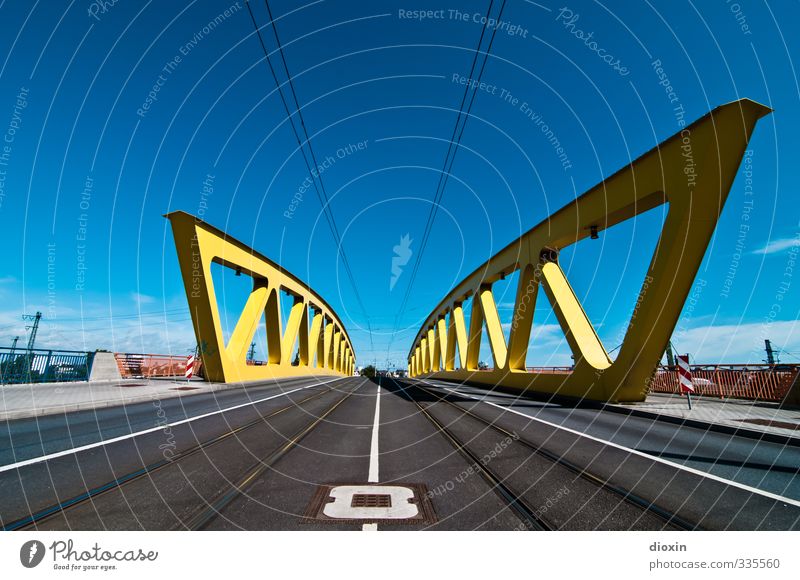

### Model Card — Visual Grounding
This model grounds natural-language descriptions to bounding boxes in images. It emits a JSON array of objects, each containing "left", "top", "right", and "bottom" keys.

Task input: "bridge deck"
[{"left": 1, "top": 376, "right": 798, "bottom": 531}]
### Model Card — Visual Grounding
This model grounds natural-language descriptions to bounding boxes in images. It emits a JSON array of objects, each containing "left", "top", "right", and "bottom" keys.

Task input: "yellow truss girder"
[
  {"left": 408, "top": 99, "right": 771, "bottom": 402},
  {"left": 166, "top": 211, "right": 355, "bottom": 382}
]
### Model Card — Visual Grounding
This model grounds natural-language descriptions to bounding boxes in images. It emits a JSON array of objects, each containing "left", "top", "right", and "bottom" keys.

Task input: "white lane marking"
[
  {"left": 368, "top": 382, "right": 381, "bottom": 483},
  {"left": 416, "top": 379, "right": 800, "bottom": 508},
  {"left": 363, "top": 381, "right": 383, "bottom": 532},
  {"left": 0, "top": 376, "right": 349, "bottom": 473}
]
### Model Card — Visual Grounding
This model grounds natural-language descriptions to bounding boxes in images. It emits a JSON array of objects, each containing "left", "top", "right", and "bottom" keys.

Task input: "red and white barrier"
[
  {"left": 677, "top": 354, "right": 694, "bottom": 394},
  {"left": 185, "top": 355, "right": 195, "bottom": 380}
]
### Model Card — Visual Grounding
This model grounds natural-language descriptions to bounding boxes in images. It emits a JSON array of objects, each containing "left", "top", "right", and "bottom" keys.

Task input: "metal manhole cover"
[
  {"left": 351, "top": 494, "right": 392, "bottom": 508},
  {"left": 303, "top": 483, "right": 437, "bottom": 525}
]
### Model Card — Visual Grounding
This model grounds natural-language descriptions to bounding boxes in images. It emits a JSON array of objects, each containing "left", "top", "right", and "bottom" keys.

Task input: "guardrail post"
[
  {"left": 44, "top": 350, "right": 53, "bottom": 381},
  {"left": 85, "top": 350, "right": 95, "bottom": 381}
]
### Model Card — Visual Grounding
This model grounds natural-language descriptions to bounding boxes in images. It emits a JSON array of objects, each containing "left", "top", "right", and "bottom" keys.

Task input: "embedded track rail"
[
  {"left": 414, "top": 380, "right": 696, "bottom": 530},
  {"left": 179, "top": 383, "right": 360, "bottom": 531},
  {"left": 396, "top": 378, "right": 695, "bottom": 530},
  {"left": 3, "top": 384, "right": 340, "bottom": 531},
  {"left": 389, "top": 378, "right": 552, "bottom": 531}
]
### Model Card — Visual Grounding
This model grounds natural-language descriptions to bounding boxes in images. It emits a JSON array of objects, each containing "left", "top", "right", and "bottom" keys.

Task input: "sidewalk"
[
  {"left": 610, "top": 392, "right": 800, "bottom": 444},
  {"left": 0, "top": 378, "right": 245, "bottom": 421}
]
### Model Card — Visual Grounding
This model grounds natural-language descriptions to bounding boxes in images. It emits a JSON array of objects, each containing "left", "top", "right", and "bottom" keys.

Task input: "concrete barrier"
[{"left": 89, "top": 351, "right": 122, "bottom": 382}]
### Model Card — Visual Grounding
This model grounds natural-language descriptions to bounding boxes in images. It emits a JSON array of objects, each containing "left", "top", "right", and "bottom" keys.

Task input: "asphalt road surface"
[
  {"left": 416, "top": 378, "right": 800, "bottom": 501},
  {"left": 0, "top": 375, "right": 797, "bottom": 531}
]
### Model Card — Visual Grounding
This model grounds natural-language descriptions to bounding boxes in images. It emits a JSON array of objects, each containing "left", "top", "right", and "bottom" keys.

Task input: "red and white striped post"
[
  {"left": 185, "top": 355, "right": 195, "bottom": 382},
  {"left": 677, "top": 354, "right": 694, "bottom": 409}
]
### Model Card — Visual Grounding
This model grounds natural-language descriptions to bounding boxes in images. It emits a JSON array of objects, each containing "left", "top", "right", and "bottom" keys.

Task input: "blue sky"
[{"left": 0, "top": 0, "right": 798, "bottom": 368}]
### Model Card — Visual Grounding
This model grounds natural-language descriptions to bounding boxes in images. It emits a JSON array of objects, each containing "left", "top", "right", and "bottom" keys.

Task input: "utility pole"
[
  {"left": 20, "top": 312, "right": 42, "bottom": 381},
  {"left": 23, "top": 312, "right": 42, "bottom": 352},
  {"left": 665, "top": 342, "right": 676, "bottom": 368},
  {"left": 248, "top": 342, "right": 256, "bottom": 362},
  {"left": 765, "top": 339, "right": 777, "bottom": 365}
]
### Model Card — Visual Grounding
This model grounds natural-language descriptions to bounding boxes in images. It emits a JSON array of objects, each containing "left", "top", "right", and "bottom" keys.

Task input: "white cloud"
[
  {"left": 18, "top": 315, "right": 197, "bottom": 355},
  {"left": 669, "top": 320, "right": 800, "bottom": 364},
  {"left": 752, "top": 236, "right": 800, "bottom": 255},
  {"left": 492, "top": 319, "right": 800, "bottom": 367},
  {"left": 0, "top": 293, "right": 195, "bottom": 355},
  {"left": 130, "top": 292, "right": 156, "bottom": 305}
]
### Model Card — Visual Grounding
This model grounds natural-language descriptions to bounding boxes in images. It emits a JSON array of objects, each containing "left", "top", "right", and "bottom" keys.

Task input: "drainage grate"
[
  {"left": 303, "top": 483, "right": 437, "bottom": 525},
  {"left": 351, "top": 494, "right": 392, "bottom": 508}
]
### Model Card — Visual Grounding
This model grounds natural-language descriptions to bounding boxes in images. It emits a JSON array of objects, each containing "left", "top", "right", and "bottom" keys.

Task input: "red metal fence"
[
  {"left": 523, "top": 364, "right": 800, "bottom": 402},
  {"left": 648, "top": 364, "right": 800, "bottom": 402},
  {"left": 114, "top": 353, "right": 203, "bottom": 379},
  {"left": 113, "top": 354, "right": 797, "bottom": 401}
]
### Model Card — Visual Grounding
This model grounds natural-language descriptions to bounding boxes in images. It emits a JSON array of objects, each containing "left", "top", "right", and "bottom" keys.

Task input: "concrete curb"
[
  {"left": 602, "top": 404, "right": 800, "bottom": 448},
  {"left": 413, "top": 377, "right": 800, "bottom": 448},
  {"left": 0, "top": 382, "right": 229, "bottom": 422},
  {"left": 0, "top": 375, "right": 345, "bottom": 422}
]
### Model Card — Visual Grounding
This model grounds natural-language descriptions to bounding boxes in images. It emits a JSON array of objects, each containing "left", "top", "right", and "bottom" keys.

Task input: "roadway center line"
[
  {"left": 363, "top": 380, "right": 382, "bottom": 532},
  {"left": 368, "top": 381, "right": 381, "bottom": 483},
  {"left": 0, "top": 376, "right": 349, "bottom": 474},
  {"left": 416, "top": 378, "right": 800, "bottom": 509}
]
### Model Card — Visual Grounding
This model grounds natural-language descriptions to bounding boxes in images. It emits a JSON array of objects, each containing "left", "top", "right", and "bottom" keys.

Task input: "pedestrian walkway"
[
  {"left": 613, "top": 392, "right": 800, "bottom": 442},
  {"left": 0, "top": 378, "right": 231, "bottom": 421}
]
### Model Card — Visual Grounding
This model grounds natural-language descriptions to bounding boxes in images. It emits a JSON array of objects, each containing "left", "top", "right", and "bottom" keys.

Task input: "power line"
[
  {"left": 15, "top": 317, "right": 195, "bottom": 334},
  {"left": 51, "top": 308, "right": 189, "bottom": 322},
  {"left": 387, "top": 0, "right": 508, "bottom": 362},
  {"left": 262, "top": 0, "right": 374, "bottom": 354},
  {"left": 246, "top": 0, "right": 373, "bottom": 355},
  {"left": 404, "top": 0, "right": 508, "bottom": 303},
  {"left": 0, "top": 309, "right": 190, "bottom": 325},
  {"left": 780, "top": 350, "right": 800, "bottom": 362}
]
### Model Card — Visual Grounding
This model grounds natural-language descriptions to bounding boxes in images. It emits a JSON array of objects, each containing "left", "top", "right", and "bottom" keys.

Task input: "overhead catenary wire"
[
  {"left": 387, "top": 0, "right": 508, "bottom": 362},
  {"left": 245, "top": 0, "right": 374, "bottom": 356},
  {"left": 45, "top": 308, "right": 190, "bottom": 322},
  {"left": 262, "top": 0, "right": 374, "bottom": 354}
]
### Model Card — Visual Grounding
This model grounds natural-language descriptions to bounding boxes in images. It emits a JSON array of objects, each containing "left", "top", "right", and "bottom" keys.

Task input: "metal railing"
[
  {"left": 525, "top": 366, "right": 574, "bottom": 374},
  {"left": 0, "top": 347, "right": 93, "bottom": 385},
  {"left": 648, "top": 364, "right": 800, "bottom": 402},
  {"left": 114, "top": 353, "right": 203, "bottom": 379},
  {"left": 434, "top": 364, "right": 798, "bottom": 403}
]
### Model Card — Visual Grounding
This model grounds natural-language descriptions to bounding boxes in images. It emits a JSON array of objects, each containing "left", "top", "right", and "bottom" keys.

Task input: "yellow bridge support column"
[
  {"left": 407, "top": 99, "right": 771, "bottom": 402},
  {"left": 166, "top": 211, "right": 356, "bottom": 383}
]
